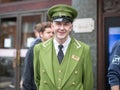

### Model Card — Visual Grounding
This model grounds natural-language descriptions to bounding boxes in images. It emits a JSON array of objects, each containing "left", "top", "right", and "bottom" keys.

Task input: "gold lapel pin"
[{"left": 72, "top": 55, "right": 80, "bottom": 61}]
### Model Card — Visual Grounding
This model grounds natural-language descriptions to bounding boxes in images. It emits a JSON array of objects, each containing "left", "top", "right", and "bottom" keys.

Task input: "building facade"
[{"left": 0, "top": 0, "right": 120, "bottom": 90}]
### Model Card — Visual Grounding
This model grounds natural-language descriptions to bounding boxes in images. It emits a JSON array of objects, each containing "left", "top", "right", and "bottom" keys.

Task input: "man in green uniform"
[{"left": 34, "top": 4, "right": 94, "bottom": 90}]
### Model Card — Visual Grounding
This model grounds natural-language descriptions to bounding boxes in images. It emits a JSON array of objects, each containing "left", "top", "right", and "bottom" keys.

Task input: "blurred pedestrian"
[
  {"left": 21, "top": 21, "right": 54, "bottom": 90},
  {"left": 108, "top": 40, "right": 120, "bottom": 90}
]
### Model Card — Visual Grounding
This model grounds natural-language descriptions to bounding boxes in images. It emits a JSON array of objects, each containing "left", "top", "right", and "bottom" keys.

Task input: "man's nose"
[{"left": 59, "top": 25, "right": 64, "bottom": 29}]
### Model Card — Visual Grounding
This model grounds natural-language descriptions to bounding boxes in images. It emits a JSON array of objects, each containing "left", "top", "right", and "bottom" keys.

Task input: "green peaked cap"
[{"left": 47, "top": 4, "right": 78, "bottom": 21}]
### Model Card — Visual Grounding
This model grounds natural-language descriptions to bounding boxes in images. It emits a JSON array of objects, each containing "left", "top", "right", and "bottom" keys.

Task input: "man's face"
[
  {"left": 40, "top": 27, "right": 54, "bottom": 42},
  {"left": 51, "top": 21, "right": 72, "bottom": 43}
]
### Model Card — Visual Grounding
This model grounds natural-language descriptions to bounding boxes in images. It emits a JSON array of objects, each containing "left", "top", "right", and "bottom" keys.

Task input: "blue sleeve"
[{"left": 107, "top": 41, "right": 120, "bottom": 86}]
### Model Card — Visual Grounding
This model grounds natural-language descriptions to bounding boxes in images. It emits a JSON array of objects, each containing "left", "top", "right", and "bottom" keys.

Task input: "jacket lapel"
[
  {"left": 61, "top": 38, "right": 84, "bottom": 87},
  {"left": 41, "top": 39, "right": 55, "bottom": 85}
]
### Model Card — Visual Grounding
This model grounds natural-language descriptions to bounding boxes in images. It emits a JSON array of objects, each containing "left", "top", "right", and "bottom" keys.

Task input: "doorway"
[{"left": 0, "top": 13, "right": 45, "bottom": 90}]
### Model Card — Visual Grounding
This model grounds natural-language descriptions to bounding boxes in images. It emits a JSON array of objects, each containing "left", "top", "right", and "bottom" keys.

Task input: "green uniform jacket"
[{"left": 34, "top": 37, "right": 94, "bottom": 90}]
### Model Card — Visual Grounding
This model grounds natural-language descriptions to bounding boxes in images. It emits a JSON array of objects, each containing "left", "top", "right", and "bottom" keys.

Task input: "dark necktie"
[{"left": 57, "top": 45, "right": 64, "bottom": 64}]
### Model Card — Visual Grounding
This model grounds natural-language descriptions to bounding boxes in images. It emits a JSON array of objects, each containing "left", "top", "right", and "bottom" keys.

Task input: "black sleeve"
[{"left": 22, "top": 45, "right": 36, "bottom": 90}]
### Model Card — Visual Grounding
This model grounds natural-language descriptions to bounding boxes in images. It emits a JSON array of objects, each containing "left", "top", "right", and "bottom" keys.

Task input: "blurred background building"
[{"left": 0, "top": 0, "right": 120, "bottom": 90}]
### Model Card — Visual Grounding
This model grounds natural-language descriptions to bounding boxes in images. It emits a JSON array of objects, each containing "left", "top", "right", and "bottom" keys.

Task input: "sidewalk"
[{"left": 0, "top": 77, "right": 14, "bottom": 90}]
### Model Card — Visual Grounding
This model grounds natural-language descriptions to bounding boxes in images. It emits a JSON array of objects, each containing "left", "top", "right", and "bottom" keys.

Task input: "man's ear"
[
  {"left": 39, "top": 32, "right": 43, "bottom": 38},
  {"left": 70, "top": 24, "right": 73, "bottom": 32}
]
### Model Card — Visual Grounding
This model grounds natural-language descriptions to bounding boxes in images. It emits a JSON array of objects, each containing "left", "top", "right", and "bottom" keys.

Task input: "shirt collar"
[
  {"left": 53, "top": 36, "right": 71, "bottom": 54},
  {"left": 53, "top": 36, "right": 71, "bottom": 47}
]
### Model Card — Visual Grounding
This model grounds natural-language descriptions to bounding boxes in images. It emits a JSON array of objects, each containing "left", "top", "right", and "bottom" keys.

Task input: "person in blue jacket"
[
  {"left": 108, "top": 40, "right": 120, "bottom": 90},
  {"left": 21, "top": 21, "right": 54, "bottom": 90}
]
